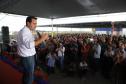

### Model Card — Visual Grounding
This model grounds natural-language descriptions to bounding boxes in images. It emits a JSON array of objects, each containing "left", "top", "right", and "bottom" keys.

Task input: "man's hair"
[{"left": 26, "top": 16, "right": 37, "bottom": 23}]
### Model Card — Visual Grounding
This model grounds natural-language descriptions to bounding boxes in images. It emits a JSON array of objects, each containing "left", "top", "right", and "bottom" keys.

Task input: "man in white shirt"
[
  {"left": 57, "top": 43, "right": 65, "bottom": 71},
  {"left": 17, "top": 16, "right": 48, "bottom": 84},
  {"left": 92, "top": 38, "right": 101, "bottom": 73}
]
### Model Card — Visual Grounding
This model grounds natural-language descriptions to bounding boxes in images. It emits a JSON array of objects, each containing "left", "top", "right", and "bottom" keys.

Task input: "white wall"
[{"left": 122, "top": 28, "right": 126, "bottom": 35}]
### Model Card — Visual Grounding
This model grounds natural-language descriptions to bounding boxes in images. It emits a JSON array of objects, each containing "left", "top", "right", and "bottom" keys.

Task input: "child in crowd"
[
  {"left": 79, "top": 59, "right": 88, "bottom": 79},
  {"left": 47, "top": 52, "right": 57, "bottom": 74}
]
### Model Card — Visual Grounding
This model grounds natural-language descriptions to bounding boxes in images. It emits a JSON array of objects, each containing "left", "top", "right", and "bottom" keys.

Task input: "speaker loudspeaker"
[{"left": 2, "top": 26, "right": 10, "bottom": 44}]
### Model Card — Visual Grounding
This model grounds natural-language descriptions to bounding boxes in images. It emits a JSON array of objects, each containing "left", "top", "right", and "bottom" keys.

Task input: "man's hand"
[
  {"left": 40, "top": 33, "right": 48, "bottom": 41},
  {"left": 35, "top": 33, "right": 48, "bottom": 46}
]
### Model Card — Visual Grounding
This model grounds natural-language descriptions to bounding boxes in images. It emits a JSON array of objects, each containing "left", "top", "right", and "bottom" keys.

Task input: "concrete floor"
[{"left": 48, "top": 71, "right": 111, "bottom": 84}]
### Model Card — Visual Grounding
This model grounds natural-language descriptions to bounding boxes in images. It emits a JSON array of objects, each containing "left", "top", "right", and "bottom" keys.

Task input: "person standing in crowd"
[
  {"left": 92, "top": 37, "right": 101, "bottom": 74},
  {"left": 47, "top": 51, "right": 57, "bottom": 74},
  {"left": 56, "top": 43, "right": 65, "bottom": 71},
  {"left": 17, "top": 16, "right": 48, "bottom": 84}
]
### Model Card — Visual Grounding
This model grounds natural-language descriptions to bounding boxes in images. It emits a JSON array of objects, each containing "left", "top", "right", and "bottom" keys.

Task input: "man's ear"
[{"left": 26, "top": 22, "right": 30, "bottom": 26}]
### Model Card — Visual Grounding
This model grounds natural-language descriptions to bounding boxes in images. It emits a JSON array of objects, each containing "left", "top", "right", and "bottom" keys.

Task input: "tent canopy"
[
  {"left": 38, "top": 21, "right": 126, "bottom": 28},
  {"left": 0, "top": 0, "right": 126, "bottom": 19}
]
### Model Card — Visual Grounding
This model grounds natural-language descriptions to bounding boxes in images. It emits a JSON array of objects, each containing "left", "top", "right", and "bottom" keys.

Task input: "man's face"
[{"left": 27, "top": 19, "right": 37, "bottom": 30}]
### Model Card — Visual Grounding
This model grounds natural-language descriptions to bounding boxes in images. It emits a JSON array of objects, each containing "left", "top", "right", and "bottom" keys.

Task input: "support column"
[{"left": 51, "top": 18, "right": 54, "bottom": 37}]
